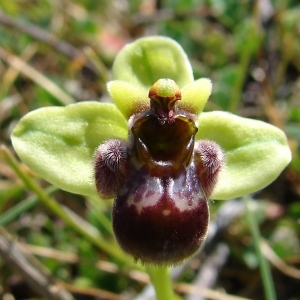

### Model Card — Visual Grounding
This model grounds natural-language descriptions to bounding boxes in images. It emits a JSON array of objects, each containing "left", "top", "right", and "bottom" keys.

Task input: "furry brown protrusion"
[
  {"left": 94, "top": 139, "right": 128, "bottom": 199},
  {"left": 194, "top": 140, "right": 224, "bottom": 198}
]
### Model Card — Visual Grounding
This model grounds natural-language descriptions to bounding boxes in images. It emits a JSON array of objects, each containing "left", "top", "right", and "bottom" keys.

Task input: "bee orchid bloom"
[
  {"left": 11, "top": 36, "right": 291, "bottom": 266},
  {"left": 95, "top": 79, "right": 224, "bottom": 264}
]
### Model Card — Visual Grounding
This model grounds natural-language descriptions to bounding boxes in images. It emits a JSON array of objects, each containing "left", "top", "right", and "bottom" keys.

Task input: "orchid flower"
[{"left": 11, "top": 36, "right": 291, "bottom": 265}]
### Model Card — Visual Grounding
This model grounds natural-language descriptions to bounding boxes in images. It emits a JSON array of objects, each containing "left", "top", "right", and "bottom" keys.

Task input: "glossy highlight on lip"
[{"left": 94, "top": 78, "right": 224, "bottom": 265}]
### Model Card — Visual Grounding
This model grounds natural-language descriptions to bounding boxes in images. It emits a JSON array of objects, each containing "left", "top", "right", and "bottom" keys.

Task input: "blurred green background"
[{"left": 0, "top": 1, "right": 300, "bottom": 299}]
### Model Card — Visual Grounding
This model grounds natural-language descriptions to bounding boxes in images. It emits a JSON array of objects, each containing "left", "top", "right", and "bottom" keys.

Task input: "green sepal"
[
  {"left": 196, "top": 111, "right": 291, "bottom": 200},
  {"left": 11, "top": 102, "right": 128, "bottom": 197},
  {"left": 112, "top": 36, "right": 194, "bottom": 90}
]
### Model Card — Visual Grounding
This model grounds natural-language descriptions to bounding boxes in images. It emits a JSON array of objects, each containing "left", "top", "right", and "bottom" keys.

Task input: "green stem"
[
  {"left": 229, "top": 44, "right": 251, "bottom": 113},
  {"left": 229, "top": 9, "right": 261, "bottom": 113},
  {"left": 146, "top": 265, "right": 175, "bottom": 300},
  {"left": 0, "top": 185, "right": 57, "bottom": 226},
  {"left": 243, "top": 196, "right": 277, "bottom": 300},
  {"left": 87, "top": 198, "right": 114, "bottom": 235},
  {"left": 1, "top": 145, "right": 137, "bottom": 268}
]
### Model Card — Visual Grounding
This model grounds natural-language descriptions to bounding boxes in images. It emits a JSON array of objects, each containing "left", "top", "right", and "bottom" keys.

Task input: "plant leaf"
[
  {"left": 11, "top": 102, "right": 128, "bottom": 197},
  {"left": 112, "top": 36, "right": 194, "bottom": 90},
  {"left": 196, "top": 111, "right": 292, "bottom": 200}
]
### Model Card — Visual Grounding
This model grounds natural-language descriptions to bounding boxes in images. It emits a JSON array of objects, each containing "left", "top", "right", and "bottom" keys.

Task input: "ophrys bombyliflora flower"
[{"left": 94, "top": 79, "right": 224, "bottom": 265}]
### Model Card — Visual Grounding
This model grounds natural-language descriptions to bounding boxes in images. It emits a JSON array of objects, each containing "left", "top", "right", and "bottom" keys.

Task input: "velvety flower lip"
[{"left": 95, "top": 79, "right": 224, "bottom": 264}]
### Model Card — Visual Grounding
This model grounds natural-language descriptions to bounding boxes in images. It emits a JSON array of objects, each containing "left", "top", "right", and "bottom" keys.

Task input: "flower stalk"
[
  {"left": 146, "top": 265, "right": 175, "bottom": 300},
  {"left": 243, "top": 196, "right": 277, "bottom": 300}
]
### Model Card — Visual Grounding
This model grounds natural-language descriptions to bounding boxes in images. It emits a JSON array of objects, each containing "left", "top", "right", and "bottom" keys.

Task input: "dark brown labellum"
[
  {"left": 94, "top": 79, "right": 224, "bottom": 265},
  {"left": 113, "top": 163, "right": 210, "bottom": 265}
]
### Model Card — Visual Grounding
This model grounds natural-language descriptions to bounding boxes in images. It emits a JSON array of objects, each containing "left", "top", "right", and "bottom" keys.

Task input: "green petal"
[
  {"left": 180, "top": 78, "right": 212, "bottom": 114},
  {"left": 107, "top": 80, "right": 149, "bottom": 119},
  {"left": 11, "top": 102, "right": 127, "bottom": 197},
  {"left": 112, "top": 36, "right": 194, "bottom": 89},
  {"left": 196, "top": 111, "right": 291, "bottom": 200}
]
